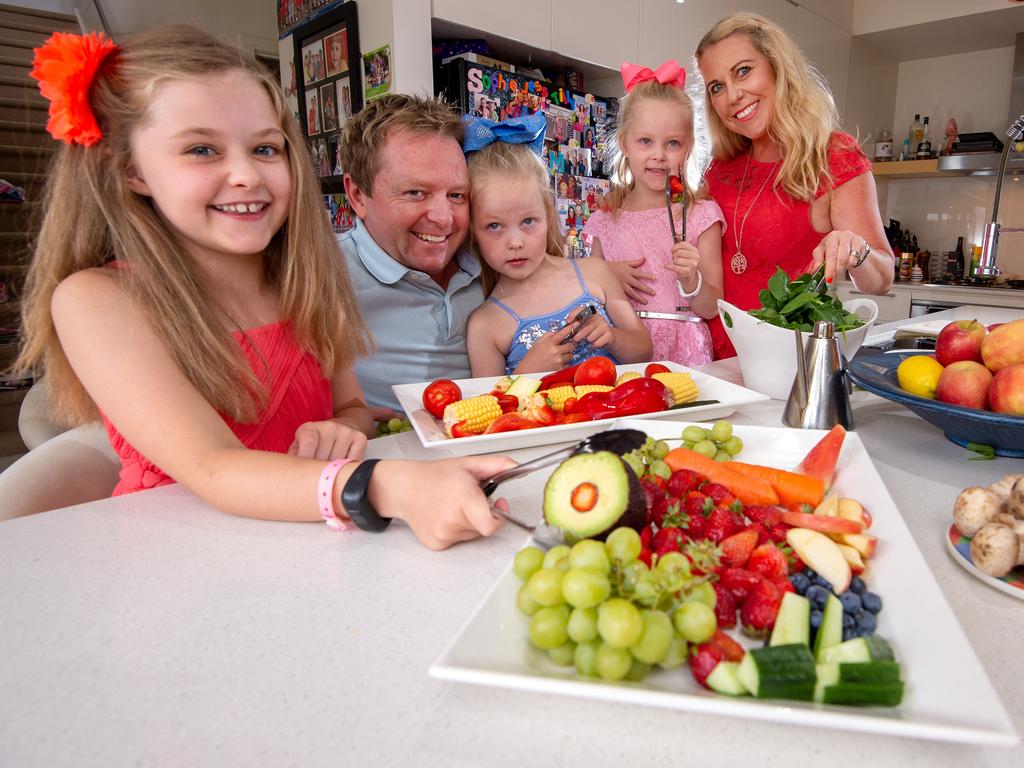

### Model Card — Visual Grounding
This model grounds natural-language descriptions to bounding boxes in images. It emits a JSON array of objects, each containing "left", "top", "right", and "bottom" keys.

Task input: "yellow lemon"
[{"left": 896, "top": 355, "right": 945, "bottom": 399}]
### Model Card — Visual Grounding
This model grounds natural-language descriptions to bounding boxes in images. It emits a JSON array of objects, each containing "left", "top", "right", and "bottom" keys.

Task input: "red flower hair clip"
[{"left": 30, "top": 31, "right": 118, "bottom": 147}]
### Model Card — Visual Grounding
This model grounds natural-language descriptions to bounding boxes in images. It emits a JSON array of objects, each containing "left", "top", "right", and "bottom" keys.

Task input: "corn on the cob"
[
  {"left": 615, "top": 371, "right": 642, "bottom": 386},
  {"left": 442, "top": 395, "right": 501, "bottom": 436},
  {"left": 574, "top": 384, "right": 614, "bottom": 398},
  {"left": 542, "top": 385, "right": 576, "bottom": 411},
  {"left": 653, "top": 372, "right": 699, "bottom": 405}
]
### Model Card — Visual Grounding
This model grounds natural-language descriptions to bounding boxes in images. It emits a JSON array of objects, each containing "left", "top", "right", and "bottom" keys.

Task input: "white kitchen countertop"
[{"left": 1, "top": 306, "right": 1022, "bottom": 767}]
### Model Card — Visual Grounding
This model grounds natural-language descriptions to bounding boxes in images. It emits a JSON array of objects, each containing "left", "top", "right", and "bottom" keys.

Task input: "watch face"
[{"left": 342, "top": 459, "right": 390, "bottom": 532}]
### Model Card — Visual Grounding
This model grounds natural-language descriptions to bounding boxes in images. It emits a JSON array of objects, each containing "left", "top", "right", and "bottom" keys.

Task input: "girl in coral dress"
[
  {"left": 584, "top": 61, "right": 725, "bottom": 366},
  {"left": 14, "top": 27, "right": 514, "bottom": 549}
]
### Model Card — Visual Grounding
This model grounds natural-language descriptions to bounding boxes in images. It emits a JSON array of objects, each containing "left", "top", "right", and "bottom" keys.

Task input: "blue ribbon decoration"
[{"left": 462, "top": 112, "right": 547, "bottom": 156}]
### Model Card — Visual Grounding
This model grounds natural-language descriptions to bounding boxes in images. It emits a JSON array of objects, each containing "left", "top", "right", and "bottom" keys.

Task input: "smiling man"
[{"left": 340, "top": 94, "right": 482, "bottom": 412}]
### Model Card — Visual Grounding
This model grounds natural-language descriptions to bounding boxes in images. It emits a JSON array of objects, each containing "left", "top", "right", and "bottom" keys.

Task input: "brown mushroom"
[
  {"left": 987, "top": 474, "right": 1023, "bottom": 503},
  {"left": 970, "top": 522, "right": 1024, "bottom": 578},
  {"left": 953, "top": 487, "right": 1005, "bottom": 538},
  {"left": 1009, "top": 477, "right": 1024, "bottom": 519}
]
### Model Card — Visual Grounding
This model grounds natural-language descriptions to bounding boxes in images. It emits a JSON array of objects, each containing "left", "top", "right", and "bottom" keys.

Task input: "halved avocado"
[{"left": 542, "top": 451, "right": 646, "bottom": 540}]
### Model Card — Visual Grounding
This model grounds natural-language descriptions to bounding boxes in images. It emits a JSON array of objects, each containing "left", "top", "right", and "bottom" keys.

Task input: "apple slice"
[
  {"left": 780, "top": 509, "right": 863, "bottom": 534},
  {"left": 835, "top": 543, "right": 866, "bottom": 574},
  {"left": 813, "top": 493, "right": 839, "bottom": 517},
  {"left": 786, "top": 527, "right": 852, "bottom": 593},
  {"left": 835, "top": 532, "right": 878, "bottom": 559},
  {"left": 837, "top": 498, "right": 871, "bottom": 529}
]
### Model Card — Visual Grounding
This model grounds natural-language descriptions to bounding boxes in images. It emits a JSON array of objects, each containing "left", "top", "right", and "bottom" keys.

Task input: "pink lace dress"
[{"left": 584, "top": 199, "right": 725, "bottom": 365}]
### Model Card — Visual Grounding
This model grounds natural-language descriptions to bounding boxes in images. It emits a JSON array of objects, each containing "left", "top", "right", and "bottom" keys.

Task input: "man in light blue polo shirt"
[{"left": 340, "top": 94, "right": 483, "bottom": 413}]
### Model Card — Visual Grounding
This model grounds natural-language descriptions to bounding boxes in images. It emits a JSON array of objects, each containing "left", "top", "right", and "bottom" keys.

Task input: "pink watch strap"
[{"left": 319, "top": 458, "right": 355, "bottom": 530}]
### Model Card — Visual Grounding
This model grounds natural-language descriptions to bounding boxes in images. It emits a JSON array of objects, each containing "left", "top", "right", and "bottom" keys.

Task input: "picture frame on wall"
[{"left": 292, "top": 1, "right": 362, "bottom": 194}]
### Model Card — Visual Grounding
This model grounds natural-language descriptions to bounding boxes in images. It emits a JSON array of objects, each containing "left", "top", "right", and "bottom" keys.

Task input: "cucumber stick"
[
  {"left": 820, "top": 636, "right": 895, "bottom": 665},
  {"left": 769, "top": 592, "right": 810, "bottom": 647},
  {"left": 813, "top": 593, "right": 843, "bottom": 662},
  {"left": 736, "top": 644, "right": 816, "bottom": 701},
  {"left": 705, "top": 661, "right": 748, "bottom": 696}
]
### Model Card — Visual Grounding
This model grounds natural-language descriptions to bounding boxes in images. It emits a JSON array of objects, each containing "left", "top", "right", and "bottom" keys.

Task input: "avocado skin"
[{"left": 542, "top": 451, "right": 647, "bottom": 541}]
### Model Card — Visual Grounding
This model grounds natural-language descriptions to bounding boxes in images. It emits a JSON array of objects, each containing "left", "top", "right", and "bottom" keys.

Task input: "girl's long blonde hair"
[
  {"left": 14, "top": 24, "right": 370, "bottom": 426},
  {"left": 696, "top": 13, "right": 839, "bottom": 201},
  {"left": 466, "top": 141, "right": 564, "bottom": 296},
  {"left": 605, "top": 80, "right": 707, "bottom": 216}
]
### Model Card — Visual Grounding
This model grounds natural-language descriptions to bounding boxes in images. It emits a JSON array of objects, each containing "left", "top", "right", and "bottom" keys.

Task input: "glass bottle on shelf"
[
  {"left": 916, "top": 116, "right": 932, "bottom": 158},
  {"left": 874, "top": 128, "right": 893, "bottom": 162},
  {"left": 908, "top": 114, "right": 923, "bottom": 150}
]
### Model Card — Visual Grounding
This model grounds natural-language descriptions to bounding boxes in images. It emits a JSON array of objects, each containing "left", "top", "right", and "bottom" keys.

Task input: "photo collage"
[{"left": 302, "top": 25, "right": 353, "bottom": 181}]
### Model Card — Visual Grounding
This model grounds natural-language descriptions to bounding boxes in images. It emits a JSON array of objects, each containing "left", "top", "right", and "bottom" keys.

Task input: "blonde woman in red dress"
[{"left": 696, "top": 13, "right": 895, "bottom": 359}]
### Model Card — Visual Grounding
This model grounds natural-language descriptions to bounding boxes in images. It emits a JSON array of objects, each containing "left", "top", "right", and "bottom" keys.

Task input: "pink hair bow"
[{"left": 620, "top": 60, "right": 686, "bottom": 93}]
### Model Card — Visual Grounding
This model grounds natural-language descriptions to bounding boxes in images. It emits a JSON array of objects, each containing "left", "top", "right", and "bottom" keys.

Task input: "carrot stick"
[
  {"left": 728, "top": 462, "right": 825, "bottom": 507},
  {"left": 664, "top": 447, "right": 779, "bottom": 506}
]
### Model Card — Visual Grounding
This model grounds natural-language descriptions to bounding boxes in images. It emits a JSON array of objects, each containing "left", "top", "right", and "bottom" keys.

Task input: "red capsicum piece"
[
  {"left": 577, "top": 377, "right": 671, "bottom": 421},
  {"left": 538, "top": 363, "right": 582, "bottom": 392}
]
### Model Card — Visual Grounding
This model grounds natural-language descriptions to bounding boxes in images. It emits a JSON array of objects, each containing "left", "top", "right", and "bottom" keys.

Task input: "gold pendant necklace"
[{"left": 731, "top": 152, "right": 778, "bottom": 275}]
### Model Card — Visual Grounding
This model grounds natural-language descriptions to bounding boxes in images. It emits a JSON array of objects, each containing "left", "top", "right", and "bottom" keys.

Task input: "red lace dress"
[
  {"left": 103, "top": 321, "right": 333, "bottom": 495},
  {"left": 583, "top": 199, "right": 726, "bottom": 365},
  {"left": 704, "top": 132, "right": 872, "bottom": 359}
]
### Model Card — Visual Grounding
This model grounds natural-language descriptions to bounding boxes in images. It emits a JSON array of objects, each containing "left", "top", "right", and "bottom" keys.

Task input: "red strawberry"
[
  {"left": 772, "top": 575, "right": 796, "bottom": 595},
  {"left": 683, "top": 492, "right": 711, "bottom": 537},
  {"left": 689, "top": 642, "right": 724, "bottom": 688},
  {"left": 712, "top": 582, "right": 737, "bottom": 629},
  {"left": 709, "top": 629, "right": 745, "bottom": 662},
  {"left": 744, "top": 505, "right": 782, "bottom": 528},
  {"left": 703, "top": 507, "right": 738, "bottom": 543},
  {"left": 640, "top": 524, "right": 654, "bottom": 548},
  {"left": 740, "top": 578, "right": 782, "bottom": 638},
  {"left": 667, "top": 468, "right": 705, "bottom": 498},
  {"left": 702, "top": 482, "right": 735, "bottom": 507},
  {"left": 647, "top": 494, "right": 668, "bottom": 528},
  {"left": 747, "top": 522, "right": 769, "bottom": 546},
  {"left": 719, "top": 528, "right": 758, "bottom": 568},
  {"left": 653, "top": 526, "right": 686, "bottom": 555},
  {"left": 789, "top": 555, "right": 806, "bottom": 573},
  {"left": 641, "top": 478, "right": 666, "bottom": 511},
  {"left": 719, "top": 567, "right": 762, "bottom": 602},
  {"left": 638, "top": 546, "right": 653, "bottom": 567},
  {"left": 747, "top": 543, "right": 789, "bottom": 580},
  {"left": 768, "top": 524, "right": 790, "bottom": 544}
]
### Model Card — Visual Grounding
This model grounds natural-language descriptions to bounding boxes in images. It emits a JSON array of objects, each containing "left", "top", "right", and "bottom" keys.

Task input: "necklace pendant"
[{"left": 731, "top": 251, "right": 748, "bottom": 275}]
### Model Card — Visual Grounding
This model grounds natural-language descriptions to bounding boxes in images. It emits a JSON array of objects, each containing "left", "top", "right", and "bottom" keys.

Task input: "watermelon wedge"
[{"left": 795, "top": 425, "right": 846, "bottom": 487}]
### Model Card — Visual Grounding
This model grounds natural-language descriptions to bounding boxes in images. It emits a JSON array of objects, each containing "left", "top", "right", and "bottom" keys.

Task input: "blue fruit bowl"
[{"left": 847, "top": 346, "right": 1024, "bottom": 458}]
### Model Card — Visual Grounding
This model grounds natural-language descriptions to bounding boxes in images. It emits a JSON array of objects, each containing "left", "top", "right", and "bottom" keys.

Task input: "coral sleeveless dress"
[
  {"left": 584, "top": 199, "right": 725, "bottom": 365},
  {"left": 103, "top": 321, "right": 333, "bottom": 495},
  {"left": 704, "top": 132, "right": 872, "bottom": 359}
]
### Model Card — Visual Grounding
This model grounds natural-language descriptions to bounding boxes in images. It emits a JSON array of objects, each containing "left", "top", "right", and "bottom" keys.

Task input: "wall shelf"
[{"left": 871, "top": 159, "right": 946, "bottom": 179}]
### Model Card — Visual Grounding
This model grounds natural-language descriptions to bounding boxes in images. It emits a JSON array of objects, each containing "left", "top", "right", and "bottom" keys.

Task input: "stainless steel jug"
[{"left": 782, "top": 321, "right": 854, "bottom": 430}]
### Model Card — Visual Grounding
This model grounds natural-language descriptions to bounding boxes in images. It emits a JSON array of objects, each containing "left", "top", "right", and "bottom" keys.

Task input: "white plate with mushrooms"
[{"left": 946, "top": 475, "right": 1024, "bottom": 600}]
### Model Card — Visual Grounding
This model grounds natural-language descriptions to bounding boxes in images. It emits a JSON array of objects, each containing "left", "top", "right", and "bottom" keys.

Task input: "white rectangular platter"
[
  {"left": 430, "top": 419, "right": 1019, "bottom": 746},
  {"left": 392, "top": 362, "right": 769, "bottom": 456}
]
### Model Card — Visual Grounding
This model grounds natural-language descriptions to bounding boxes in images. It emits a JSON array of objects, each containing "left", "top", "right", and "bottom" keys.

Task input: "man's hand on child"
[
  {"left": 607, "top": 257, "right": 657, "bottom": 304},
  {"left": 667, "top": 240, "right": 701, "bottom": 288},
  {"left": 289, "top": 420, "right": 368, "bottom": 461}
]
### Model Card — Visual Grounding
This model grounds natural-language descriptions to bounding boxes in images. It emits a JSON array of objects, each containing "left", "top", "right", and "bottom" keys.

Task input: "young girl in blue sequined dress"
[{"left": 464, "top": 114, "right": 652, "bottom": 377}]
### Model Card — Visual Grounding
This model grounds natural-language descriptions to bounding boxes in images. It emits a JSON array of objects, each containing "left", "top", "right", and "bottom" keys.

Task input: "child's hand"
[
  {"left": 666, "top": 240, "right": 701, "bottom": 289},
  {"left": 607, "top": 257, "right": 657, "bottom": 304},
  {"left": 289, "top": 420, "right": 368, "bottom": 461},
  {"left": 369, "top": 455, "right": 517, "bottom": 550},
  {"left": 516, "top": 327, "right": 575, "bottom": 373},
  {"left": 572, "top": 312, "right": 614, "bottom": 350}
]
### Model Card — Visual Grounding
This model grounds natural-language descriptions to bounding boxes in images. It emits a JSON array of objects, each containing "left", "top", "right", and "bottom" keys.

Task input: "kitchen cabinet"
[
  {"left": 796, "top": 8, "right": 851, "bottom": 120},
  {"left": 432, "top": 0, "right": 552, "bottom": 51},
  {"left": 837, "top": 280, "right": 1024, "bottom": 323},
  {"left": 837, "top": 282, "right": 912, "bottom": 323},
  {"left": 552, "top": 0, "right": 638, "bottom": 71}
]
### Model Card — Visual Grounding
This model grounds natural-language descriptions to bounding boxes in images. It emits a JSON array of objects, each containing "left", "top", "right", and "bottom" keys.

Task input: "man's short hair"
[{"left": 340, "top": 93, "right": 465, "bottom": 194}]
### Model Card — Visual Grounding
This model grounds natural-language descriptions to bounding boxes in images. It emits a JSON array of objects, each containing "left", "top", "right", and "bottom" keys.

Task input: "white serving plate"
[
  {"left": 430, "top": 419, "right": 1019, "bottom": 746},
  {"left": 392, "top": 362, "right": 769, "bottom": 456}
]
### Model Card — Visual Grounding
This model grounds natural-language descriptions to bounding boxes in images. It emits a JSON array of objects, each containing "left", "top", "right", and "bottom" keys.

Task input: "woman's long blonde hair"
[
  {"left": 466, "top": 141, "right": 564, "bottom": 296},
  {"left": 604, "top": 80, "right": 706, "bottom": 216},
  {"left": 14, "top": 25, "right": 370, "bottom": 426},
  {"left": 696, "top": 13, "right": 839, "bottom": 201}
]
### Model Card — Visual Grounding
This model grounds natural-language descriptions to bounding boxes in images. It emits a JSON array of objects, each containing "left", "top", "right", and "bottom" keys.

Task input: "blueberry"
[
  {"left": 849, "top": 576, "right": 867, "bottom": 595},
  {"left": 842, "top": 612, "right": 855, "bottom": 629},
  {"left": 813, "top": 575, "right": 833, "bottom": 591},
  {"left": 861, "top": 592, "right": 882, "bottom": 613},
  {"left": 790, "top": 572, "right": 810, "bottom": 595},
  {"left": 809, "top": 609, "right": 823, "bottom": 630},
  {"left": 842, "top": 626, "right": 857, "bottom": 641},
  {"left": 805, "top": 584, "right": 829, "bottom": 610},
  {"left": 803, "top": 568, "right": 817, "bottom": 582},
  {"left": 839, "top": 591, "right": 863, "bottom": 614},
  {"left": 856, "top": 612, "right": 877, "bottom": 634}
]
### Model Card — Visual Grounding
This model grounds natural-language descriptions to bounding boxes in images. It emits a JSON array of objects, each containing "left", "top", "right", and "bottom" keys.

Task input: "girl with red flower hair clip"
[{"left": 10, "top": 26, "right": 515, "bottom": 549}]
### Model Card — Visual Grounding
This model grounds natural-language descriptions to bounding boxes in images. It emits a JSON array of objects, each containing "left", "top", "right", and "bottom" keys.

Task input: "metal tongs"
[
  {"left": 665, "top": 165, "right": 686, "bottom": 244},
  {"left": 480, "top": 428, "right": 646, "bottom": 545}
]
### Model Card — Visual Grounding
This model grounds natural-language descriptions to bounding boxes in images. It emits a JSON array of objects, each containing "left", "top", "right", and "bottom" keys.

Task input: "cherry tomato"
[
  {"left": 644, "top": 363, "right": 671, "bottom": 377},
  {"left": 423, "top": 379, "right": 461, "bottom": 419},
  {"left": 573, "top": 356, "right": 616, "bottom": 387},
  {"left": 669, "top": 175, "right": 685, "bottom": 196}
]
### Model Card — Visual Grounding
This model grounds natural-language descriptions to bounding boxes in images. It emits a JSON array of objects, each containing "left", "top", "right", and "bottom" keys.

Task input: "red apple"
[
  {"left": 988, "top": 323, "right": 1003, "bottom": 332},
  {"left": 980, "top": 319, "right": 1024, "bottom": 372},
  {"left": 786, "top": 528, "right": 852, "bottom": 593},
  {"left": 780, "top": 509, "right": 863, "bottom": 534},
  {"left": 935, "top": 320, "right": 987, "bottom": 366},
  {"left": 935, "top": 360, "right": 993, "bottom": 409},
  {"left": 988, "top": 363, "right": 1024, "bottom": 416}
]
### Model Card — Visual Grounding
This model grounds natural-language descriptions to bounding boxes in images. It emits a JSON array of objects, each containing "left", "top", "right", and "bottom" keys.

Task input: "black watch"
[{"left": 341, "top": 459, "right": 390, "bottom": 532}]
